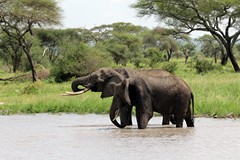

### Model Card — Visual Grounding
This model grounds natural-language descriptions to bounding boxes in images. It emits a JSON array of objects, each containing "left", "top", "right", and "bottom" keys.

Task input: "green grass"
[
  {"left": 0, "top": 81, "right": 112, "bottom": 115},
  {"left": 0, "top": 58, "right": 240, "bottom": 117},
  {"left": 186, "top": 73, "right": 240, "bottom": 117}
]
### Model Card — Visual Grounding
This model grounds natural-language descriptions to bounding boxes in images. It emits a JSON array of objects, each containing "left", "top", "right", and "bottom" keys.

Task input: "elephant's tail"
[{"left": 191, "top": 92, "right": 194, "bottom": 122}]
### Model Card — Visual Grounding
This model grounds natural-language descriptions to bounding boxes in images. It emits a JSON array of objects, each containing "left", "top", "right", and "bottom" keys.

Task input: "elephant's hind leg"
[
  {"left": 170, "top": 114, "right": 176, "bottom": 124},
  {"left": 185, "top": 117, "right": 194, "bottom": 127},
  {"left": 174, "top": 113, "right": 184, "bottom": 128},
  {"left": 162, "top": 114, "right": 170, "bottom": 125},
  {"left": 162, "top": 114, "right": 176, "bottom": 125}
]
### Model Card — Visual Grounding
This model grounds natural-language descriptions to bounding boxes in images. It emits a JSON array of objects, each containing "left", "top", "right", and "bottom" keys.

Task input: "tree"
[
  {"left": 104, "top": 23, "right": 145, "bottom": 66},
  {"left": 180, "top": 42, "right": 196, "bottom": 64},
  {"left": 52, "top": 41, "right": 110, "bottom": 82},
  {"left": 197, "top": 35, "right": 222, "bottom": 63},
  {"left": 160, "top": 36, "right": 179, "bottom": 61},
  {"left": 145, "top": 47, "right": 164, "bottom": 67},
  {"left": 142, "top": 27, "right": 180, "bottom": 62},
  {"left": 36, "top": 29, "right": 60, "bottom": 64},
  {"left": 0, "top": 0, "right": 62, "bottom": 82},
  {"left": 0, "top": 32, "right": 23, "bottom": 72},
  {"left": 132, "top": 0, "right": 240, "bottom": 72}
]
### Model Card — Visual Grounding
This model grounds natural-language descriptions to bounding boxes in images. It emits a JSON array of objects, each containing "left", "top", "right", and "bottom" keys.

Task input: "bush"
[
  {"left": 22, "top": 82, "right": 44, "bottom": 95},
  {"left": 51, "top": 42, "right": 111, "bottom": 82},
  {"left": 194, "top": 59, "right": 215, "bottom": 74},
  {"left": 162, "top": 62, "right": 178, "bottom": 74},
  {"left": 145, "top": 47, "right": 165, "bottom": 68}
]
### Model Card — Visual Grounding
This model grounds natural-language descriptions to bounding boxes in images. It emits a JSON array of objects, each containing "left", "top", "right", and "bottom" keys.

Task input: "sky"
[
  {"left": 59, "top": 0, "right": 204, "bottom": 38},
  {"left": 59, "top": 0, "right": 160, "bottom": 29}
]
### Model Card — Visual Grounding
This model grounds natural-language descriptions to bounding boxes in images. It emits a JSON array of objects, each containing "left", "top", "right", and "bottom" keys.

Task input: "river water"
[{"left": 0, "top": 114, "right": 239, "bottom": 160}]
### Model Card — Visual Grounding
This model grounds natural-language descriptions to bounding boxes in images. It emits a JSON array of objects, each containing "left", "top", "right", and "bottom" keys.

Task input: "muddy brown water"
[{"left": 0, "top": 114, "right": 239, "bottom": 160}]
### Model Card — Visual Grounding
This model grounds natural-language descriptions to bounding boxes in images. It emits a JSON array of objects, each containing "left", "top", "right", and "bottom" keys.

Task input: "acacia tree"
[
  {"left": 160, "top": 36, "right": 178, "bottom": 61},
  {"left": 181, "top": 42, "right": 196, "bottom": 64},
  {"left": 0, "top": 32, "right": 23, "bottom": 72},
  {"left": 103, "top": 23, "right": 145, "bottom": 66},
  {"left": 197, "top": 35, "right": 222, "bottom": 63},
  {"left": 132, "top": 0, "right": 240, "bottom": 72},
  {"left": 0, "top": 0, "right": 62, "bottom": 81}
]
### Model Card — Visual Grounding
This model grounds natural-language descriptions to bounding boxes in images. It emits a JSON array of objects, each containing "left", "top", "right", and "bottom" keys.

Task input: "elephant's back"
[{"left": 137, "top": 69, "right": 172, "bottom": 78}]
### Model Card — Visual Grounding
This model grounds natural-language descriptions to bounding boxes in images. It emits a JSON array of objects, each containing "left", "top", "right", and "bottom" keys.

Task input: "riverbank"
[{"left": 0, "top": 71, "right": 239, "bottom": 117}]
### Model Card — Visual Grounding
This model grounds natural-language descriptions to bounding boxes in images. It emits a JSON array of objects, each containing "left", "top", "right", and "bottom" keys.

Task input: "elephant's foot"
[
  {"left": 127, "top": 119, "right": 133, "bottom": 126},
  {"left": 176, "top": 123, "right": 183, "bottom": 128},
  {"left": 162, "top": 115, "right": 170, "bottom": 125},
  {"left": 162, "top": 122, "right": 169, "bottom": 125},
  {"left": 175, "top": 119, "right": 183, "bottom": 128},
  {"left": 170, "top": 115, "right": 176, "bottom": 124},
  {"left": 185, "top": 119, "right": 194, "bottom": 127}
]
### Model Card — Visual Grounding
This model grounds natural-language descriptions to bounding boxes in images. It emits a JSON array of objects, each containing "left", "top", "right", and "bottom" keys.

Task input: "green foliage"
[
  {"left": 194, "top": 59, "right": 215, "bottom": 74},
  {"left": 107, "top": 43, "right": 129, "bottom": 66},
  {"left": 22, "top": 82, "right": 44, "bottom": 95},
  {"left": 51, "top": 42, "right": 110, "bottom": 82},
  {"left": 145, "top": 47, "right": 164, "bottom": 68},
  {"left": 22, "top": 84, "right": 39, "bottom": 95},
  {"left": 0, "top": 0, "right": 62, "bottom": 82},
  {"left": 0, "top": 33, "right": 23, "bottom": 72},
  {"left": 106, "top": 30, "right": 143, "bottom": 66},
  {"left": 132, "top": 0, "right": 240, "bottom": 72},
  {"left": 162, "top": 62, "right": 178, "bottom": 74}
]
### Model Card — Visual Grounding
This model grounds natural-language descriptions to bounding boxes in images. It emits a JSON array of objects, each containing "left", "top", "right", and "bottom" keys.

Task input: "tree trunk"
[
  {"left": 221, "top": 51, "right": 228, "bottom": 66},
  {"left": 167, "top": 50, "right": 172, "bottom": 61},
  {"left": 23, "top": 44, "right": 38, "bottom": 82},
  {"left": 226, "top": 44, "right": 240, "bottom": 72},
  {"left": 213, "top": 52, "right": 217, "bottom": 63},
  {"left": 11, "top": 54, "right": 22, "bottom": 73},
  {"left": 183, "top": 49, "right": 189, "bottom": 64},
  {"left": 185, "top": 55, "right": 189, "bottom": 64}
]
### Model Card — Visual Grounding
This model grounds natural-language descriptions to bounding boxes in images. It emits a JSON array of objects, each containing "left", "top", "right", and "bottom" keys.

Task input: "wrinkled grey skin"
[
  {"left": 71, "top": 68, "right": 175, "bottom": 127},
  {"left": 110, "top": 75, "right": 194, "bottom": 129}
]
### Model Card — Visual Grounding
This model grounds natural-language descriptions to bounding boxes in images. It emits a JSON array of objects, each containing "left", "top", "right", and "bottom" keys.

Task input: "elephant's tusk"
[
  {"left": 112, "top": 109, "right": 120, "bottom": 121},
  {"left": 62, "top": 88, "right": 90, "bottom": 96}
]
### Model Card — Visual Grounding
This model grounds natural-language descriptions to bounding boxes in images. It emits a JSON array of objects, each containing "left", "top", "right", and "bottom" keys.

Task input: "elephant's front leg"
[{"left": 127, "top": 106, "right": 133, "bottom": 125}]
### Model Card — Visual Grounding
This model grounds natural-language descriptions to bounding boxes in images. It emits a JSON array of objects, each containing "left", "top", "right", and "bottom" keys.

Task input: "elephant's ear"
[{"left": 122, "top": 79, "right": 131, "bottom": 106}]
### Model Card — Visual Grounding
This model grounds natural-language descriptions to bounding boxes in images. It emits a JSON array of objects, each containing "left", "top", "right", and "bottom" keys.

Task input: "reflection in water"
[
  {"left": 0, "top": 114, "right": 239, "bottom": 160},
  {"left": 109, "top": 126, "right": 194, "bottom": 138}
]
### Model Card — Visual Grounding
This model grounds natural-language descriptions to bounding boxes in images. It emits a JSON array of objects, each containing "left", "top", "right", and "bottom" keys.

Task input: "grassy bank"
[
  {"left": 0, "top": 81, "right": 112, "bottom": 115},
  {"left": 186, "top": 73, "right": 240, "bottom": 118},
  {"left": 0, "top": 61, "right": 240, "bottom": 117}
]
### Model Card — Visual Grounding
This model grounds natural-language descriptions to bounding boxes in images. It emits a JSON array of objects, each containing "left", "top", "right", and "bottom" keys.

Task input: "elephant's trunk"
[
  {"left": 109, "top": 104, "right": 126, "bottom": 129},
  {"left": 71, "top": 76, "right": 89, "bottom": 92}
]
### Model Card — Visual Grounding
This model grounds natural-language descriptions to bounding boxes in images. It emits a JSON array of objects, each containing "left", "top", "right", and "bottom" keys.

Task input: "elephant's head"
[
  {"left": 110, "top": 79, "right": 132, "bottom": 128},
  {"left": 70, "top": 68, "right": 124, "bottom": 98}
]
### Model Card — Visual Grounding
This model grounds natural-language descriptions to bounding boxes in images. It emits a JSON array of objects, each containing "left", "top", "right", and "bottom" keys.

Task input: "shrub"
[
  {"left": 51, "top": 42, "right": 111, "bottom": 82},
  {"left": 145, "top": 47, "right": 165, "bottom": 68},
  {"left": 22, "top": 84, "right": 39, "bottom": 95},
  {"left": 162, "top": 62, "right": 178, "bottom": 74},
  {"left": 194, "top": 59, "right": 214, "bottom": 74}
]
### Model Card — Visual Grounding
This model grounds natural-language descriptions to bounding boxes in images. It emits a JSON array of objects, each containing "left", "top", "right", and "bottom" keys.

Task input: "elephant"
[
  {"left": 109, "top": 75, "right": 194, "bottom": 129},
  {"left": 65, "top": 68, "right": 176, "bottom": 126}
]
